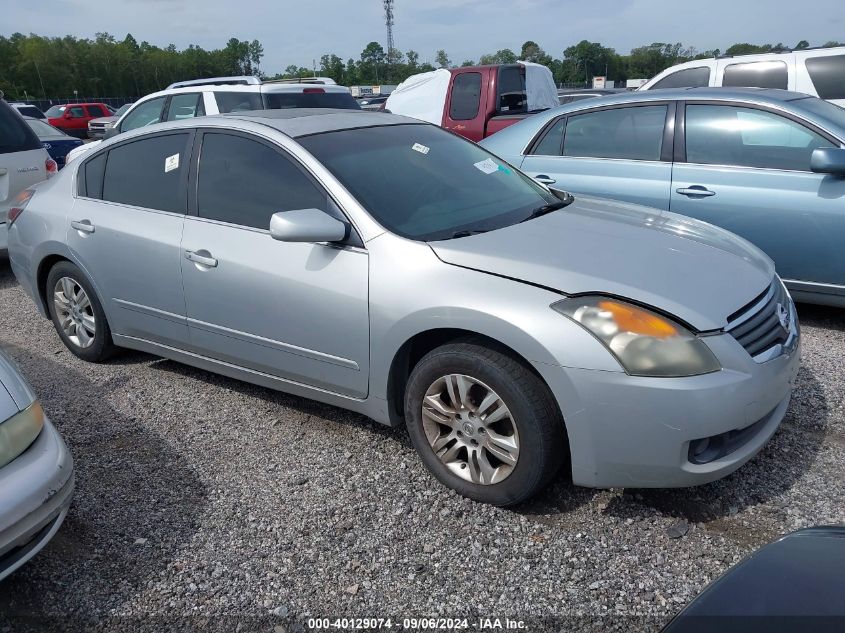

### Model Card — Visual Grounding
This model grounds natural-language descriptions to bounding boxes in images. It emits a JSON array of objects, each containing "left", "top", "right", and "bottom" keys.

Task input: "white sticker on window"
[
  {"left": 164, "top": 153, "right": 180, "bottom": 173},
  {"left": 412, "top": 143, "right": 430, "bottom": 155},
  {"left": 473, "top": 158, "right": 499, "bottom": 174}
]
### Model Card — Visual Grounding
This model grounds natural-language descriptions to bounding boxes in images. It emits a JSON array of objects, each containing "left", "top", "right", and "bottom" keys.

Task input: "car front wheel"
[{"left": 404, "top": 339, "right": 566, "bottom": 506}]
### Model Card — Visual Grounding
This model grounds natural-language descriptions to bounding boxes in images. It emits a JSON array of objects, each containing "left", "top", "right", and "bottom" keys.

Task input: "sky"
[{"left": 4, "top": 0, "right": 844, "bottom": 73}]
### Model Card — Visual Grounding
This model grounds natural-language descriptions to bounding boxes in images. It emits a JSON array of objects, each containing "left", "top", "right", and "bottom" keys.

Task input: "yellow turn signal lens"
[{"left": 598, "top": 301, "right": 678, "bottom": 339}]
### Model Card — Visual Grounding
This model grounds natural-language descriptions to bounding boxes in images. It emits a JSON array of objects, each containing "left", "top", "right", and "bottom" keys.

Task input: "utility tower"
[{"left": 384, "top": 0, "right": 395, "bottom": 63}]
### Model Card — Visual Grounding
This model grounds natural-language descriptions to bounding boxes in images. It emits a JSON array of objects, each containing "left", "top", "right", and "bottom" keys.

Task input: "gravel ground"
[{"left": 0, "top": 258, "right": 843, "bottom": 633}]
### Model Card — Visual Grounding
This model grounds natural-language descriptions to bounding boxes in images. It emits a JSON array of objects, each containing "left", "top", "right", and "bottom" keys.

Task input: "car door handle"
[
  {"left": 676, "top": 186, "right": 716, "bottom": 198},
  {"left": 185, "top": 250, "right": 218, "bottom": 268},
  {"left": 71, "top": 219, "right": 95, "bottom": 233},
  {"left": 534, "top": 175, "right": 556, "bottom": 185}
]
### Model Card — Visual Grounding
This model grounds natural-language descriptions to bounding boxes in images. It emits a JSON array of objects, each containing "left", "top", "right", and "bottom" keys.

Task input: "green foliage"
[{"left": 2, "top": 32, "right": 839, "bottom": 101}]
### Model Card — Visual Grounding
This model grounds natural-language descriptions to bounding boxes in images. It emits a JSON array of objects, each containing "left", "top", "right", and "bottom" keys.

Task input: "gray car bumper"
[
  {"left": 0, "top": 417, "right": 74, "bottom": 582},
  {"left": 543, "top": 331, "right": 801, "bottom": 489}
]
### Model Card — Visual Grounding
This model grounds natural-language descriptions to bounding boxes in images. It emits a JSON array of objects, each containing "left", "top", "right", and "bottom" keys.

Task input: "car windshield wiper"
[
  {"left": 520, "top": 199, "right": 571, "bottom": 223},
  {"left": 445, "top": 229, "right": 491, "bottom": 240}
]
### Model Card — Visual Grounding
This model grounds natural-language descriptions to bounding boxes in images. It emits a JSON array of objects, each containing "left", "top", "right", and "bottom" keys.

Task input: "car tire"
[
  {"left": 404, "top": 339, "right": 566, "bottom": 506},
  {"left": 46, "top": 261, "right": 116, "bottom": 362}
]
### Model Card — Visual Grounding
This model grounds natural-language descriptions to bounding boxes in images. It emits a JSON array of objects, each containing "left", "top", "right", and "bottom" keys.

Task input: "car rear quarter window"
[
  {"left": 101, "top": 133, "right": 190, "bottom": 213},
  {"left": 723, "top": 61, "right": 788, "bottom": 89},
  {"left": 684, "top": 104, "right": 834, "bottom": 171},
  {"left": 0, "top": 100, "right": 42, "bottom": 154},
  {"left": 214, "top": 92, "right": 264, "bottom": 113},
  {"left": 561, "top": 105, "right": 668, "bottom": 161},
  {"left": 532, "top": 117, "right": 567, "bottom": 155},
  {"left": 449, "top": 72, "right": 482, "bottom": 121},
  {"left": 196, "top": 133, "right": 326, "bottom": 230},
  {"left": 651, "top": 67, "right": 711, "bottom": 89},
  {"left": 86, "top": 105, "right": 106, "bottom": 117},
  {"left": 806, "top": 55, "right": 845, "bottom": 100},
  {"left": 80, "top": 152, "right": 107, "bottom": 199}
]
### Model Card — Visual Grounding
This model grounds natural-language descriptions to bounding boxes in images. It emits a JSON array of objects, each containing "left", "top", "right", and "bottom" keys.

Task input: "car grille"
[{"left": 726, "top": 279, "right": 791, "bottom": 358}]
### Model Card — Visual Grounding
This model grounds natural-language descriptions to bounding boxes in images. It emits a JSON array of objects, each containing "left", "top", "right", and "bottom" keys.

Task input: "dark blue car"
[{"left": 24, "top": 116, "right": 84, "bottom": 169}]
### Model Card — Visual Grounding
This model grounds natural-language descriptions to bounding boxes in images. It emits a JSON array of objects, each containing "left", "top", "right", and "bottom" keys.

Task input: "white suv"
[
  {"left": 66, "top": 76, "right": 359, "bottom": 164},
  {"left": 640, "top": 46, "right": 845, "bottom": 108}
]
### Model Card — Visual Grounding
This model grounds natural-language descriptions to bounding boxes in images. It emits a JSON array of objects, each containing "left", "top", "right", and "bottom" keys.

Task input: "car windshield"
[
  {"left": 26, "top": 118, "right": 62, "bottom": 136},
  {"left": 263, "top": 91, "right": 360, "bottom": 110},
  {"left": 797, "top": 96, "right": 845, "bottom": 130},
  {"left": 299, "top": 123, "right": 558, "bottom": 241},
  {"left": 45, "top": 105, "right": 66, "bottom": 117}
]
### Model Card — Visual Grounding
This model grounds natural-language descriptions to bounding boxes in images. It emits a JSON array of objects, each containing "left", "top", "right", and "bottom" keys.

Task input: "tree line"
[{"left": 1, "top": 32, "right": 842, "bottom": 102}]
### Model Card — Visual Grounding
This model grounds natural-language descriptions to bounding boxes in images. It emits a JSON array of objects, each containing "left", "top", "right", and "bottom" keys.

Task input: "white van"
[{"left": 639, "top": 47, "right": 845, "bottom": 108}]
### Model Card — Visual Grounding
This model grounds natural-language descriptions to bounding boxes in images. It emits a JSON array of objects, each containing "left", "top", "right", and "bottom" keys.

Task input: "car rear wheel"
[
  {"left": 404, "top": 339, "right": 566, "bottom": 506},
  {"left": 46, "top": 261, "right": 115, "bottom": 362}
]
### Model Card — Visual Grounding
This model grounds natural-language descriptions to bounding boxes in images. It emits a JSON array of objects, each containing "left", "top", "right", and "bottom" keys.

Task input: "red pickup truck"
[
  {"left": 386, "top": 63, "right": 559, "bottom": 142},
  {"left": 45, "top": 103, "right": 113, "bottom": 138}
]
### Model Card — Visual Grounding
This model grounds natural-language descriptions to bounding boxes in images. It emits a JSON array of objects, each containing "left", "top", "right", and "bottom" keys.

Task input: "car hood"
[
  {"left": 429, "top": 196, "right": 774, "bottom": 331},
  {"left": 90, "top": 116, "right": 117, "bottom": 124}
]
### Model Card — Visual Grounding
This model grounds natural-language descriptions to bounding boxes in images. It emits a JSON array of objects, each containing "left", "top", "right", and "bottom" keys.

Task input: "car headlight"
[
  {"left": 552, "top": 297, "right": 721, "bottom": 377},
  {"left": 0, "top": 401, "right": 45, "bottom": 469}
]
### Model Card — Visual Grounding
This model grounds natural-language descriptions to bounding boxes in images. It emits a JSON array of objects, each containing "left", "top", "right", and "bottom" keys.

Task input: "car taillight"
[
  {"left": 303, "top": 88, "right": 325, "bottom": 94},
  {"left": 8, "top": 189, "right": 34, "bottom": 226},
  {"left": 46, "top": 158, "right": 58, "bottom": 178}
]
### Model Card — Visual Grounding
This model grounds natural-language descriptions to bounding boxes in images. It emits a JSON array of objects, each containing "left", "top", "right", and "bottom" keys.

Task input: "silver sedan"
[
  {"left": 7, "top": 110, "right": 799, "bottom": 505},
  {"left": 0, "top": 349, "right": 74, "bottom": 581}
]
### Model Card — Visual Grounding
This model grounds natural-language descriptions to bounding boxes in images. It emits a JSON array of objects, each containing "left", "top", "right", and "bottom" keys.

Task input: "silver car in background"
[
  {"left": 0, "top": 349, "right": 74, "bottom": 581},
  {"left": 7, "top": 110, "right": 800, "bottom": 505}
]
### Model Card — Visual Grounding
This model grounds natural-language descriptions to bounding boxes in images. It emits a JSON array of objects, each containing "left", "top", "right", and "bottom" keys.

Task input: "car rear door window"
[
  {"left": 214, "top": 92, "right": 264, "bottom": 113},
  {"left": 806, "top": 55, "right": 845, "bottom": 100},
  {"left": 166, "top": 93, "right": 204, "bottom": 121},
  {"left": 196, "top": 133, "right": 326, "bottom": 230},
  {"left": 101, "top": 133, "right": 190, "bottom": 212},
  {"left": 449, "top": 73, "right": 482, "bottom": 120},
  {"left": 120, "top": 97, "right": 166, "bottom": 132},
  {"left": 723, "top": 61, "right": 788, "bottom": 89},
  {"left": 561, "top": 105, "right": 668, "bottom": 161},
  {"left": 651, "top": 67, "right": 711, "bottom": 89},
  {"left": 684, "top": 104, "right": 835, "bottom": 171},
  {"left": 0, "top": 100, "right": 42, "bottom": 154},
  {"left": 68, "top": 106, "right": 85, "bottom": 118}
]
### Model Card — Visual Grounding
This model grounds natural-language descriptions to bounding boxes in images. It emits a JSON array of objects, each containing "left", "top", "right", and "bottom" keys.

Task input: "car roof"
[
  {"left": 221, "top": 108, "right": 420, "bottom": 137},
  {"left": 593, "top": 87, "right": 813, "bottom": 105}
]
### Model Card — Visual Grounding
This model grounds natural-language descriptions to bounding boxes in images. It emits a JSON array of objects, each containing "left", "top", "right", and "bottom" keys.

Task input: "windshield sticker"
[
  {"left": 473, "top": 158, "right": 500, "bottom": 175},
  {"left": 411, "top": 142, "right": 430, "bottom": 155},
  {"left": 164, "top": 153, "right": 180, "bottom": 173}
]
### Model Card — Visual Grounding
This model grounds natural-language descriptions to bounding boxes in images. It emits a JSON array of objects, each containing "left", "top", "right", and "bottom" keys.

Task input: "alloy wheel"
[
  {"left": 421, "top": 373, "right": 519, "bottom": 485},
  {"left": 53, "top": 276, "right": 96, "bottom": 349}
]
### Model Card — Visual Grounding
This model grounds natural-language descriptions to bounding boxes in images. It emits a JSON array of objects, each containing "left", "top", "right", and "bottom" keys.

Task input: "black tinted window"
[
  {"left": 685, "top": 105, "right": 834, "bottom": 171},
  {"left": 806, "top": 55, "right": 845, "bottom": 100},
  {"left": 102, "top": 133, "right": 190, "bottom": 212},
  {"left": 0, "top": 100, "right": 42, "bottom": 154},
  {"left": 81, "top": 152, "right": 107, "bottom": 199},
  {"left": 562, "top": 105, "right": 667, "bottom": 160},
  {"left": 449, "top": 73, "right": 482, "bottom": 120},
  {"left": 264, "top": 91, "right": 360, "bottom": 110},
  {"left": 197, "top": 133, "right": 326, "bottom": 230},
  {"left": 651, "top": 67, "right": 711, "bottom": 89},
  {"left": 214, "top": 92, "right": 263, "bottom": 113},
  {"left": 723, "top": 61, "right": 788, "bottom": 89},
  {"left": 86, "top": 105, "right": 106, "bottom": 117},
  {"left": 17, "top": 106, "right": 44, "bottom": 119},
  {"left": 532, "top": 118, "right": 566, "bottom": 155},
  {"left": 498, "top": 65, "right": 526, "bottom": 113}
]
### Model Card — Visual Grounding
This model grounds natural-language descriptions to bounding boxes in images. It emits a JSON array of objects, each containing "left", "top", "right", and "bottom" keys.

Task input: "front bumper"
[
  {"left": 541, "top": 328, "right": 801, "bottom": 489},
  {"left": 0, "top": 417, "right": 74, "bottom": 582}
]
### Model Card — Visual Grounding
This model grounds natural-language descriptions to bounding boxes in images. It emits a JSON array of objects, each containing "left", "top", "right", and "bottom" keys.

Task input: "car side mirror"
[
  {"left": 811, "top": 147, "right": 845, "bottom": 177},
  {"left": 269, "top": 209, "right": 348, "bottom": 243}
]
